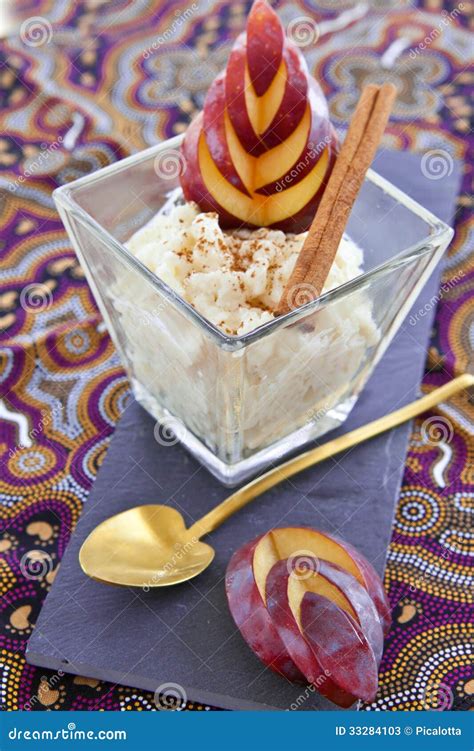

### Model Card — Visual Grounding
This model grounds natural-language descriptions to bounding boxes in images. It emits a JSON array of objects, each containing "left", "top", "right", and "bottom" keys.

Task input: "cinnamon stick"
[{"left": 276, "top": 83, "right": 396, "bottom": 316}]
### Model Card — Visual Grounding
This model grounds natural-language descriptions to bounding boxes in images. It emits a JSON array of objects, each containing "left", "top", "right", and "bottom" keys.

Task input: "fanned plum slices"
[
  {"left": 180, "top": 0, "right": 338, "bottom": 232},
  {"left": 225, "top": 526, "right": 390, "bottom": 707}
]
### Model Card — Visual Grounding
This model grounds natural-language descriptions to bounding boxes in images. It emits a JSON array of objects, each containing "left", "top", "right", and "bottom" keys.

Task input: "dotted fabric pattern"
[{"left": 0, "top": 1, "right": 472, "bottom": 711}]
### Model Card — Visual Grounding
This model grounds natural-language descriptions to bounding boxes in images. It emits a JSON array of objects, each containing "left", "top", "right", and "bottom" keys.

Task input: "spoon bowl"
[{"left": 79, "top": 505, "right": 215, "bottom": 587}]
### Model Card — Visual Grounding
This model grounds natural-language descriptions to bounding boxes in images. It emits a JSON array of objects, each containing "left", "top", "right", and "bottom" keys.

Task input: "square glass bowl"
[{"left": 54, "top": 135, "right": 453, "bottom": 486}]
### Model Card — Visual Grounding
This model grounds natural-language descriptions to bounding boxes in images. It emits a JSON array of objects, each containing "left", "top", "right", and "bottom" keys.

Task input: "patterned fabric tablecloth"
[{"left": 0, "top": 0, "right": 472, "bottom": 712}]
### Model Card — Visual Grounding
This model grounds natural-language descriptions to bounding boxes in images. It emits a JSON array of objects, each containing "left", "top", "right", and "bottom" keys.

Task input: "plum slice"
[
  {"left": 246, "top": 0, "right": 284, "bottom": 97},
  {"left": 300, "top": 591, "right": 379, "bottom": 702},
  {"left": 225, "top": 539, "right": 304, "bottom": 682},
  {"left": 287, "top": 557, "right": 385, "bottom": 664},
  {"left": 265, "top": 559, "right": 359, "bottom": 707}
]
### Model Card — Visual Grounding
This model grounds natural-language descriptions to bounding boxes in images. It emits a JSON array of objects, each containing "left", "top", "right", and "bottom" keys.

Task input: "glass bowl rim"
[{"left": 53, "top": 135, "right": 454, "bottom": 351}]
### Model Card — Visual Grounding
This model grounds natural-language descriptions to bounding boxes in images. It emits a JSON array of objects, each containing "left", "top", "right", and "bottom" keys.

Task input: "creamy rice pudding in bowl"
[
  {"left": 119, "top": 200, "right": 378, "bottom": 459},
  {"left": 53, "top": 147, "right": 452, "bottom": 485}
]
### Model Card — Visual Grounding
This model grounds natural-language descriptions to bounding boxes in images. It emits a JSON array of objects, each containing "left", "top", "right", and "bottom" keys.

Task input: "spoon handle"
[{"left": 188, "top": 374, "right": 473, "bottom": 539}]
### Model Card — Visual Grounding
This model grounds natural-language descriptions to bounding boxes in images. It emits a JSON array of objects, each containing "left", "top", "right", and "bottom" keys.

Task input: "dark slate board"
[{"left": 26, "top": 151, "right": 462, "bottom": 710}]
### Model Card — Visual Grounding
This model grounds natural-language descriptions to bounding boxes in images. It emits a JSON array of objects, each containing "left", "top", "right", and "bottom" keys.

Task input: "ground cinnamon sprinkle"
[{"left": 126, "top": 201, "right": 366, "bottom": 336}]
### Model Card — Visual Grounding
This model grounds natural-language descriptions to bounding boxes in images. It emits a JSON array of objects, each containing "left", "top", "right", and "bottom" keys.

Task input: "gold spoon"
[{"left": 79, "top": 374, "right": 472, "bottom": 588}]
